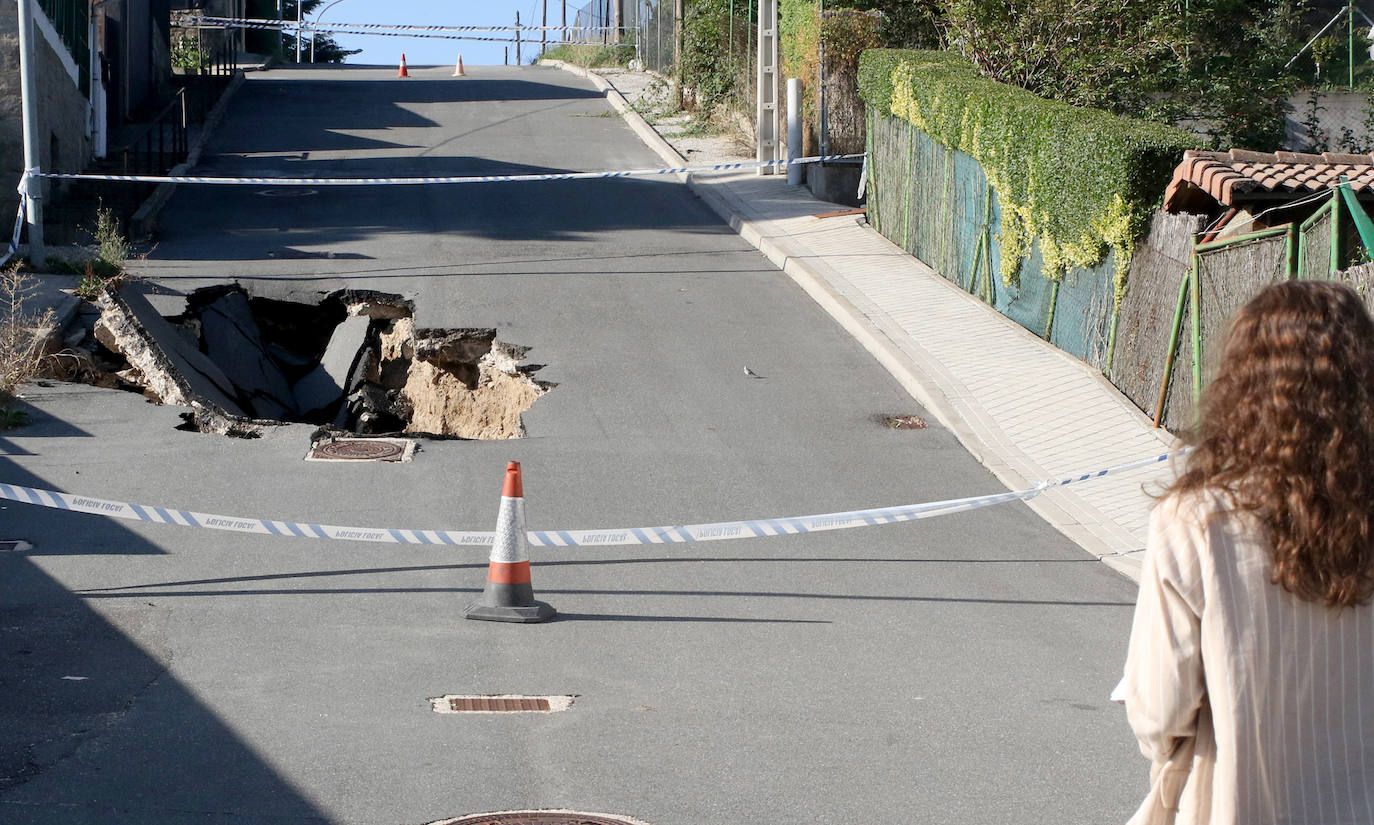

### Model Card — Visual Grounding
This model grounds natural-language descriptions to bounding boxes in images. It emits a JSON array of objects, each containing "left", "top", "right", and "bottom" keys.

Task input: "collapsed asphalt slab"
[{"left": 85, "top": 282, "right": 548, "bottom": 439}]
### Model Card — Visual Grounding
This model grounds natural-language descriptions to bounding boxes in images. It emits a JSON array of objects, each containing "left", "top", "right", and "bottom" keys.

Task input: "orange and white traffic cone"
[
  {"left": 397, "top": 54, "right": 410, "bottom": 78},
  {"left": 464, "top": 461, "right": 556, "bottom": 623},
  {"left": 452, "top": 53, "right": 466, "bottom": 77}
]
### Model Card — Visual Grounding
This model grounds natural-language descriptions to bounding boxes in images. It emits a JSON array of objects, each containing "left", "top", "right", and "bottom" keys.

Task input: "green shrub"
[{"left": 859, "top": 49, "right": 1200, "bottom": 297}]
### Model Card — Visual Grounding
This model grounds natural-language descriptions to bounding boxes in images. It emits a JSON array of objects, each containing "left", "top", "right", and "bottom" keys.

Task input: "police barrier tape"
[
  {"left": 0, "top": 172, "right": 30, "bottom": 269},
  {"left": 35, "top": 154, "right": 866, "bottom": 187},
  {"left": 0, "top": 197, "right": 24, "bottom": 270},
  {"left": 189, "top": 15, "right": 608, "bottom": 32},
  {"left": 0, "top": 452, "right": 1176, "bottom": 548},
  {"left": 186, "top": 16, "right": 622, "bottom": 44}
]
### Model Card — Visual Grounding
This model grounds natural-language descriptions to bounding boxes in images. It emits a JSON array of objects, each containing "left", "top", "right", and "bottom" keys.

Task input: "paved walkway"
[{"left": 559, "top": 62, "right": 1179, "bottom": 580}]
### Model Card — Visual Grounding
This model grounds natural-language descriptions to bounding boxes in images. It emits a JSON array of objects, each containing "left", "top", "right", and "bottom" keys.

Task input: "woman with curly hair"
[{"left": 1121, "top": 280, "right": 1374, "bottom": 825}]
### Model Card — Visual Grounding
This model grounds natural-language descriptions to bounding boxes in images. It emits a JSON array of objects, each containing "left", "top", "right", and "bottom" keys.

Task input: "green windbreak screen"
[{"left": 867, "top": 111, "right": 1114, "bottom": 368}]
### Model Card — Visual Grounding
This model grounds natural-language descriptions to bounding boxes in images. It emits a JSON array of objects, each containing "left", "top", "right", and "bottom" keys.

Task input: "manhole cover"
[
  {"left": 883, "top": 415, "right": 928, "bottom": 430},
  {"left": 430, "top": 695, "right": 575, "bottom": 714},
  {"left": 306, "top": 438, "right": 414, "bottom": 462},
  {"left": 426, "top": 812, "right": 650, "bottom": 825}
]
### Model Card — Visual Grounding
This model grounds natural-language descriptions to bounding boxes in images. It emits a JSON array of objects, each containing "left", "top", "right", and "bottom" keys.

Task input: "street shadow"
[
  {"left": 213, "top": 75, "right": 603, "bottom": 155},
  {"left": 73, "top": 554, "right": 1098, "bottom": 594},
  {"left": 149, "top": 156, "right": 735, "bottom": 260},
  {"left": 0, "top": 396, "right": 96, "bottom": 453},
  {"left": 0, "top": 454, "right": 330, "bottom": 822},
  {"left": 137, "top": 247, "right": 770, "bottom": 283},
  {"left": 554, "top": 613, "right": 831, "bottom": 624}
]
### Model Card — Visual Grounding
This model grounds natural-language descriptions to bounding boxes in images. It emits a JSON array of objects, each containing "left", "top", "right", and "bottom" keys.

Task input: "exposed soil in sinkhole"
[{"left": 47, "top": 283, "right": 551, "bottom": 439}]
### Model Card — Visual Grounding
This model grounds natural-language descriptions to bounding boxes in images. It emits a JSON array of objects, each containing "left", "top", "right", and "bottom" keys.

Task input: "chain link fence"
[{"left": 625, "top": 1, "right": 677, "bottom": 74}]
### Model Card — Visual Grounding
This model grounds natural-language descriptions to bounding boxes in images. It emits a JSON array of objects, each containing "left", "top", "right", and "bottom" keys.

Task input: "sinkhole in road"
[{"left": 71, "top": 284, "right": 551, "bottom": 439}]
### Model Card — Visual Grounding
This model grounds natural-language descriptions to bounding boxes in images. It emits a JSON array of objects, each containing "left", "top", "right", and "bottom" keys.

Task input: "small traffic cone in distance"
[
  {"left": 397, "top": 54, "right": 410, "bottom": 78},
  {"left": 453, "top": 53, "right": 466, "bottom": 77},
  {"left": 464, "top": 461, "right": 556, "bottom": 623}
]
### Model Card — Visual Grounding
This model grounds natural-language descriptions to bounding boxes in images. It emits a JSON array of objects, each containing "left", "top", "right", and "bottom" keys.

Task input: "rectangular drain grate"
[{"left": 430, "top": 694, "right": 575, "bottom": 714}]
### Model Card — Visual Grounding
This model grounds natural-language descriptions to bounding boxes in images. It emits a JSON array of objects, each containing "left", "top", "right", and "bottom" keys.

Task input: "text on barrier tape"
[{"left": 0, "top": 452, "right": 1175, "bottom": 548}]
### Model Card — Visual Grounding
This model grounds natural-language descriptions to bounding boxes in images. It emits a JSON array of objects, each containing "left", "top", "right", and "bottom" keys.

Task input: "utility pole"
[
  {"left": 541, "top": 0, "right": 548, "bottom": 59},
  {"left": 16, "top": 0, "right": 45, "bottom": 265},
  {"left": 674, "top": 0, "right": 684, "bottom": 110},
  {"left": 515, "top": 11, "right": 522, "bottom": 65},
  {"left": 756, "top": 0, "right": 779, "bottom": 175},
  {"left": 561, "top": 0, "right": 567, "bottom": 42}
]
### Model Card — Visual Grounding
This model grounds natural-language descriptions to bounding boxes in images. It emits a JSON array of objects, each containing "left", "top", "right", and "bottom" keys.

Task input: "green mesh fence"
[
  {"left": 866, "top": 111, "right": 1118, "bottom": 365},
  {"left": 1049, "top": 252, "right": 1118, "bottom": 369}
]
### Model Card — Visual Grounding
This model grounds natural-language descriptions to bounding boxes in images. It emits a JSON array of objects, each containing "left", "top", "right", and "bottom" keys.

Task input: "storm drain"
[
  {"left": 0, "top": 540, "right": 33, "bottom": 553},
  {"left": 429, "top": 695, "right": 575, "bottom": 714},
  {"left": 53, "top": 284, "right": 552, "bottom": 439},
  {"left": 425, "top": 812, "right": 651, "bottom": 825},
  {"left": 305, "top": 437, "right": 414, "bottom": 462}
]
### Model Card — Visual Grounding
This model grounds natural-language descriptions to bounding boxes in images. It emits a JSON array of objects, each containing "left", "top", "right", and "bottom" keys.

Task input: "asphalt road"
[{"left": 1, "top": 64, "right": 1146, "bottom": 825}]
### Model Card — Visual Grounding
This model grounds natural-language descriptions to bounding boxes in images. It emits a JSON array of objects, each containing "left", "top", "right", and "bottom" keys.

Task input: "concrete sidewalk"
[{"left": 559, "top": 62, "right": 1178, "bottom": 580}]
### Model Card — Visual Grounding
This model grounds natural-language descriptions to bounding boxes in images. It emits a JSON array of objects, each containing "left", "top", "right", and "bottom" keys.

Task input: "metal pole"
[
  {"left": 277, "top": 0, "right": 284, "bottom": 55},
  {"left": 674, "top": 0, "right": 684, "bottom": 110},
  {"left": 728, "top": 0, "right": 734, "bottom": 66},
  {"left": 516, "top": 11, "right": 522, "bottom": 65},
  {"left": 1350, "top": 0, "right": 1356, "bottom": 89},
  {"left": 295, "top": 0, "right": 302, "bottom": 63},
  {"left": 562, "top": 0, "right": 567, "bottom": 42},
  {"left": 817, "top": 0, "right": 827, "bottom": 157},
  {"left": 787, "top": 78, "right": 802, "bottom": 185},
  {"left": 16, "top": 0, "right": 45, "bottom": 265},
  {"left": 542, "top": 0, "right": 548, "bottom": 58},
  {"left": 312, "top": 0, "right": 350, "bottom": 64}
]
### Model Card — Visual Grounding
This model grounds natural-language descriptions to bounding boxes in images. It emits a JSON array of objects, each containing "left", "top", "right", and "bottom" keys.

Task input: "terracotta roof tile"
[
  {"left": 1321, "top": 152, "right": 1374, "bottom": 164},
  {"left": 1164, "top": 148, "right": 1374, "bottom": 211}
]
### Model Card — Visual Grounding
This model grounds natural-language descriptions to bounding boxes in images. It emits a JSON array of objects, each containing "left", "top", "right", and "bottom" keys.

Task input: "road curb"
[{"left": 547, "top": 61, "right": 1149, "bottom": 580}]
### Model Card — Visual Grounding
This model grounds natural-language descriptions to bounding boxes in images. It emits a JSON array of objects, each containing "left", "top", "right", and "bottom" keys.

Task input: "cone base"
[{"left": 464, "top": 600, "right": 556, "bottom": 623}]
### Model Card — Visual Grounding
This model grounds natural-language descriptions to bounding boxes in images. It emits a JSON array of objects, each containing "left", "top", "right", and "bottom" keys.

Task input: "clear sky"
[{"left": 320, "top": 0, "right": 593, "bottom": 67}]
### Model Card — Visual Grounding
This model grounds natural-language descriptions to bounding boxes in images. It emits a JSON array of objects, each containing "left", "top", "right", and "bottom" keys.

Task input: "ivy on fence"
[{"left": 858, "top": 49, "right": 1199, "bottom": 301}]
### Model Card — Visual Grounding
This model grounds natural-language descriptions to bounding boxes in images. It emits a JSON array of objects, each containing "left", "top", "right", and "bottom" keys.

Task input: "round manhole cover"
[
  {"left": 428, "top": 813, "right": 650, "bottom": 825},
  {"left": 313, "top": 439, "right": 405, "bottom": 461}
]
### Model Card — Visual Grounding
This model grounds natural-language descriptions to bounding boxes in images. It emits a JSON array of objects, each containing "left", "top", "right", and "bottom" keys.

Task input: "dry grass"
[{"left": 0, "top": 264, "right": 55, "bottom": 426}]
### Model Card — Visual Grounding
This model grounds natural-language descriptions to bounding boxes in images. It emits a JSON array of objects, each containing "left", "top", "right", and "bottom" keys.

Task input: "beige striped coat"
[{"left": 1121, "top": 490, "right": 1374, "bottom": 825}]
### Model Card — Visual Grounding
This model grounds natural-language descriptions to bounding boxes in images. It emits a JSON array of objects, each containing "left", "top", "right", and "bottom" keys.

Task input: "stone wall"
[{"left": 0, "top": 4, "right": 92, "bottom": 230}]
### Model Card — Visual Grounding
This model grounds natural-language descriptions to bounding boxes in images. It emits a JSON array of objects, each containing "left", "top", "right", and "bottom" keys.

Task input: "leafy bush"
[
  {"left": 859, "top": 49, "right": 1200, "bottom": 294},
  {"left": 934, "top": 0, "right": 1308, "bottom": 150}
]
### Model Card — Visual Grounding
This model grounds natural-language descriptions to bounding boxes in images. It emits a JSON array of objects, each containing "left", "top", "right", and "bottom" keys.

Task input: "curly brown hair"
[{"left": 1169, "top": 280, "right": 1374, "bottom": 608}]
